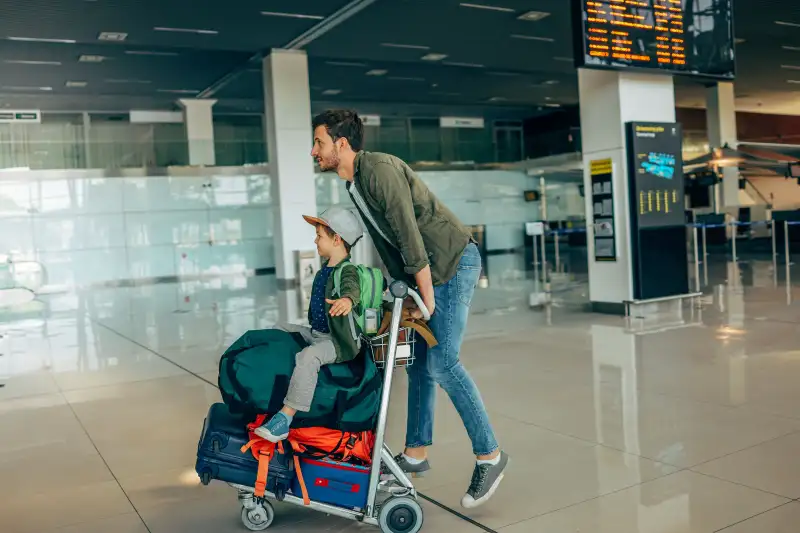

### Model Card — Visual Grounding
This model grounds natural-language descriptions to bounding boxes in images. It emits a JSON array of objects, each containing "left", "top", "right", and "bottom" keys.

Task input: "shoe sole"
[
  {"left": 461, "top": 458, "right": 510, "bottom": 509},
  {"left": 253, "top": 428, "right": 289, "bottom": 443}
]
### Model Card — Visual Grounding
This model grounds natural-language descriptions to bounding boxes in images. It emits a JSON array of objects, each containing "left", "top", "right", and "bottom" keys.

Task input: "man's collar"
[{"left": 353, "top": 151, "right": 364, "bottom": 177}]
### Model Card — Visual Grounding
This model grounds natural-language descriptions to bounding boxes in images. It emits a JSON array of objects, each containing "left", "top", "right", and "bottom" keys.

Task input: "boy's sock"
[{"left": 401, "top": 453, "right": 426, "bottom": 466}]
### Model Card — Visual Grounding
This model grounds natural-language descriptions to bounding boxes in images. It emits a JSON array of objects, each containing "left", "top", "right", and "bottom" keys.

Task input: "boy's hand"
[{"left": 326, "top": 298, "right": 353, "bottom": 317}]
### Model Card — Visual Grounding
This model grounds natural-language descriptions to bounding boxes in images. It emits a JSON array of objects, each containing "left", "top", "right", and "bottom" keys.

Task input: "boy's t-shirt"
[{"left": 309, "top": 265, "right": 335, "bottom": 334}]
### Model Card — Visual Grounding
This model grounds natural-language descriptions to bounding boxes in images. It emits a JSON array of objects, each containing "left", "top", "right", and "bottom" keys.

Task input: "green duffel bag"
[{"left": 218, "top": 329, "right": 382, "bottom": 432}]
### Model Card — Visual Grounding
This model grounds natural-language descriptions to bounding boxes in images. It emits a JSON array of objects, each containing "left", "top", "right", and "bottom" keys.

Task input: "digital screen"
[
  {"left": 571, "top": 0, "right": 736, "bottom": 79},
  {"left": 626, "top": 122, "right": 685, "bottom": 228}
]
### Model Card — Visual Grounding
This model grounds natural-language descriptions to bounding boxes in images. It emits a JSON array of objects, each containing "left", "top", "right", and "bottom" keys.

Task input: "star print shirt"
[{"left": 309, "top": 265, "right": 334, "bottom": 334}]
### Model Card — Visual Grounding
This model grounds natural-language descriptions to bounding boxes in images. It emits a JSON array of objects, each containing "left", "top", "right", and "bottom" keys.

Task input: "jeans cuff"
[
  {"left": 473, "top": 445, "right": 500, "bottom": 457},
  {"left": 405, "top": 441, "right": 433, "bottom": 449}
]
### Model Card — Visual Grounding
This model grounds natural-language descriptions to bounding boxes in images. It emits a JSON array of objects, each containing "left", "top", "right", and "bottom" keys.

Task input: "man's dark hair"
[{"left": 312, "top": 109, "right": 364, "bottom": 151}]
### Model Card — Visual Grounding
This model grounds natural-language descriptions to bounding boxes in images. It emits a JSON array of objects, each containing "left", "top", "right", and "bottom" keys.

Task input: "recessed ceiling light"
[
  {"left": 421, "top": 53, "right": 448, "bottom": 61},
  {"left": 125, "top": 50, "right": 179, "bottom": 56},
  {"left": 65, "top": 81, "right": 88, "bottom": 88},
  {"left": 443, "top": 61, "right": 485, "bottom": 68},
  {"left": 157, "top": 88, "right": 200, "bottom": 94},
  {"left": 734, "top": 38, "right": 746, "bottom": 44},
  {"left": 488, "top": 96, "right": 508, "bottom": 102},
  {"left": 154, "top": 27, "right": 218, "bottom": 35},
  {"left": 787, "top": 79, "right": 800, "bottom": 84},
  {"left": 781, "top": 65, "right": 800, "bottom": 70},
  {"left": 544, "top": 103, "right": 561, "bottom": 108},
  {"left": 7, "top": 36, "right": 76, "bottom": 44},
  {"left": 3, "top": 59, "right": 62, "bottom": 66},
  {"left": 783, "top": 45, "right": 800, "bottom": 52},
  {"left": 366, "top": 69, "right": 388, "bottom": 76},
  {"left": 79, "top": 55, "right": 107, "bottom": 62},
  {"left": 511, "top": 34, "right": 555, "bottom": 42},
  {"left": 388, "top": 76, "right": 426, "bottom": 82},
  {"left": 543, "top": 80, "right": 560, "bottom": 85},
  {"left": 381, "top": 43, "right": 430, "bottom": 50},
  {"left": 260, "top": 11, "right": 324, "bottom": 20},
  {"left": 459, "top": 3, "right": 515, "bottom": 12},
  {"left": 106, "top": 79, "right": 152, "bottom": 84},
  {"left": 321, "top": 89, "right": 342, "bottom": 95},
  {"left": 326, "top": 61, "right": 368, "bottom": 67},
  {"left": 776, "top": 21, "right": 800, "bottom": 29},
  {"left": 1, "top": 85, "right": 53, "bottom": 91},
  {"left": 518, "top": 11, "right": 551, "bottom": 22},
  {"left": 98, "top": 32, "right": 128, "bottom": 41}
]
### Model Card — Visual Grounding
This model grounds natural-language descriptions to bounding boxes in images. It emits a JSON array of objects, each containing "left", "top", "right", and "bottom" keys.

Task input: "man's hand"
[
  {"left": 414, "top": 265, "right": 436, "bottom": 320},
  {"left": 326, "top": 298, "right": 353, "bottom": 317}
]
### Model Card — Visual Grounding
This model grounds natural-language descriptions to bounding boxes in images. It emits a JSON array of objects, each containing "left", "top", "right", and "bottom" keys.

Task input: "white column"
[
  {"left": 263, "top": 49, "right": 318, "bottom": 320},
  {"left": 705, "top": 82, "right": 739, "bottom": 210},
  {"left": 579, "top": 69, "right": 676, "bottom": 310},
  {"left": 178, "top": 98, "right": 217, "bottom": 166}
]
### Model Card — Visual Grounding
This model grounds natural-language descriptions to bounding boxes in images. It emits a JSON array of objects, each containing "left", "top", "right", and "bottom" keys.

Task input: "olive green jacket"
[
  {"left": 348, "top": 151, "right": 472, "bottom": 287},
  {"left": 312, "top": 258, "right": 361, "bottom": 363}
]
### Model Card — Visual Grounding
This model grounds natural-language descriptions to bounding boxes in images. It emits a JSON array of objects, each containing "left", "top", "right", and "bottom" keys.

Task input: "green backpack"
[
  {"left": 218, "top": 329, "right": 382, "bottom": 432},
  {"left": 333, "top": 261, "right": 384, "bottom": 340}
]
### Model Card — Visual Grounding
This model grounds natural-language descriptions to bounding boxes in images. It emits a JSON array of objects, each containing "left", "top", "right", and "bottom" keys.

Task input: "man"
[{"left": 310, "top": 109, "right": 509, "bottom": 509}]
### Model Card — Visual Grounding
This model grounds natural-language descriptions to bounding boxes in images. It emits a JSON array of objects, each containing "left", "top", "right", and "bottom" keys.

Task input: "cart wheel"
[
  {"left": 378, "top": 497, "right": 423, "bottom": 533},
  {"left": 241, "top": 500, "right": 275, "bottom": 531}
]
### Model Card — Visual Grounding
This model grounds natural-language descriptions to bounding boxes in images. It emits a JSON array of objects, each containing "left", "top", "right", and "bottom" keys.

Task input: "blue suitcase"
[
  {"left": 292, "top": 456, "right": 371, "bottom": 510},
  {"left": 196, "top": 403, "right": 295, "bottom": 500}
]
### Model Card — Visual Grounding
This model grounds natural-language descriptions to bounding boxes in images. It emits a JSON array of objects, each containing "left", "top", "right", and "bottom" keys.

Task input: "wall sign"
[
  {"left": 440, "top": 117, "right": 485, "bottom": 129},
  {"left": 361, "top": 114, "right": 381, "bottom": 127},
  {"left": 0, "top": 110, "right": 41, "bottom": 124},
  {"left": 590, "top": 158, "right": 616, "bottom": 262}
]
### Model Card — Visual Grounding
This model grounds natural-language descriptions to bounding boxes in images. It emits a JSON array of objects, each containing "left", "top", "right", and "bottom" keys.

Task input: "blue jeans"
[{"left": 405, "top": 243, "right": 499, "bottom": 456}]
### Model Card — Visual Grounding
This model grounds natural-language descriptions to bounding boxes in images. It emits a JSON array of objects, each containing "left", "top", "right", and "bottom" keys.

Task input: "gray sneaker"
[
  {"left": 382, "top": 454, "right": 431, "bottom": 480},
  {"left": 460, "top": 451, "right": 509, "bottom": 509}
]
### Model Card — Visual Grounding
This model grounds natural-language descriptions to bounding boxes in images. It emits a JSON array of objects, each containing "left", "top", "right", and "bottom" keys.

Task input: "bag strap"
[
  {"left": 332, "top": 261, "right": 360, "bottom": 343},
  {"left": 292, "top": 453, "right": 310, "bottom": 506},
  {"left": 348, "top": 183, "right": 398, "bottom": 251}
]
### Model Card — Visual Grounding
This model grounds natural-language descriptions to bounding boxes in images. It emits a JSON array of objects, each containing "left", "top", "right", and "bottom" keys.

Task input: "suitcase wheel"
[
  {"left": 200, "top": 471, "right": 211, "bottom": 486},
  {"left": 241, "top": 500, "right": 275, "bottom": 531}
]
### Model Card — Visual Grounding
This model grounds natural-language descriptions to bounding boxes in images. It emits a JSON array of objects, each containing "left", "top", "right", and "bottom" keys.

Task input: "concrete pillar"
[
  {"left": 263, "top": 49, "right": 318, "bottom": 321},
  {"left": 178, "top": 98, "right": 217, "bottom": 166},
  {"left": 578, "top": 69, "right": 676, "bottom": 310},
  {"left": 705, "top": 82, "right": 739, "bottom": 210}
]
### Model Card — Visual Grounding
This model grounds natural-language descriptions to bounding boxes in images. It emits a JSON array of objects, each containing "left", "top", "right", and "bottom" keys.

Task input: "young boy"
[{"left": 255, "top": 207, "right": 364, "bottom": 443}]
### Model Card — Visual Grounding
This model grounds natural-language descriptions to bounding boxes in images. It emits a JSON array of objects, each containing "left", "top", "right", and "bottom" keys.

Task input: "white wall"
[{"left": 749, "top": 177, "right": 800, "bottom": 210}]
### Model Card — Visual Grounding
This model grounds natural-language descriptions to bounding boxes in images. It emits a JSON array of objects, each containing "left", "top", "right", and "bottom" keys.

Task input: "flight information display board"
[
  {"left": 571, "top": 0, "right": 736, "bottom": 79},
  {"left": 626, "top": 122, "right": 685, "bottom": 229}
]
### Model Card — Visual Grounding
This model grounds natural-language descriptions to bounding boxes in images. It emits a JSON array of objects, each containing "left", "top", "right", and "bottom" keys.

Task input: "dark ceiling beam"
[{"left": 196, "top": 0, "right": 378, "bottom": 99}]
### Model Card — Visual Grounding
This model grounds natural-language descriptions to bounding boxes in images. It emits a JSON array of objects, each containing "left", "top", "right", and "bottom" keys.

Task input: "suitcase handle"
[{"left": 314, "top": 478, "right": 360, "bottom": 493}]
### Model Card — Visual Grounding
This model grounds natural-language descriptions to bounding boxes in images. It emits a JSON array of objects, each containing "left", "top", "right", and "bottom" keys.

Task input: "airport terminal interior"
[{"left": 4, "top": 1, "right": 800, "bottom": 532}]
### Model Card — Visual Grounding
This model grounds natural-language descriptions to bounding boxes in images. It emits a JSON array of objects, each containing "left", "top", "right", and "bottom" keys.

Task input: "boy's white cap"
[{"left": 303, "top": 207, "right": 364, "bottom": 246}]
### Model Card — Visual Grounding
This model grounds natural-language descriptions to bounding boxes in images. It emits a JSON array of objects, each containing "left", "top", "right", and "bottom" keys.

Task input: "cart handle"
[{"left": 388, "top": 280, "right": 431, "bottom": 321}]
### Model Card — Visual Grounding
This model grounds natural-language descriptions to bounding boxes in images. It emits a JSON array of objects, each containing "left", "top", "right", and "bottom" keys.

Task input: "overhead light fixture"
[
  {"left": 459, "top": 3, "right": 515, "bottom": 12},
  {"left": 79, "top": 55, "right": 107, "bottom": 62},
  {"left": 443, "top": 61, "right": 485, "bottom": 68},
  {"left": 3, "top": 59, "right": 62, "bottom": 66},
  {"left": 154, "top": 27, "right": 218, "bottom": 35},
  {"left": 488, "top": 96, "right": 508, "bottom": 102},
  {"left": 381, "top": 43, "right": 430, "bottom": 50},
  {"left": 775, "top": 21, "right": 800, "bottom": 29},
  {"left": 366, "top": 69, "right": 388, "bottom": 76},
  {"left": 518, "top": 11, "right": 551, "bottom": 22},
  {"left": 98, "top": 32, "right": 128, "bottom": 42},
  {"left": 734, "top": 38, "right": 746, "bottom": 44},
  {"left": 157, "top": 88, "right": 198, "bottom": 93},
  {"left": 321, "top": 89, "right": 342, "bottom": 95},
  {"left": 421, "top": 53, "right": 448, "bottom": 61},
  {"left": 326, "top": 61, "right": 368, "bottom": 67},
  {"left": 1, "top": 85, "right": 53, "bottom": 91},
  {"left": 106, "top": 79, "right": 152, "bottom": 84},
  {"left": 783, "top": 45, "right": 800, "bottom": 52},
  {"left": 7, "top": 36, "right": 77, "bottom": 44},
  {"left": 543, "top": 79, "right": 560, "bottom": 85},
  {"left": 260, "top": 11, "right": 324, "bottom": 20},
  {"left": 787, "top": 80, "right": 800, "bottom": 84},
  {"left": 544, "top": 103, "right": 562, "bottom": 108},
  {"left": 388, "top": 76, "right": 425, "bottom": 82},
  {"left": 781, "top": 65, "right": 800, "bottom": 70},
  {"left": 125, "top": 50, "right": 179, "bottom": 56},
  {"left": 511, "top": 34, "right": 555, "bottom": 42},
  {"left": 65, "top": 81, "right": 88, "bottom": 88}
]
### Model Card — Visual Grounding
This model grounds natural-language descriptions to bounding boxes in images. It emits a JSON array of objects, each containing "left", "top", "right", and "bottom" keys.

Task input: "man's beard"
[{"left": 319, "top": 148, "right": 340, "bottom": 172}]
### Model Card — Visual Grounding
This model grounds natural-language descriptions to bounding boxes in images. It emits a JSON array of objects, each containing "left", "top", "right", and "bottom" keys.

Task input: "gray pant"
[{"left": 274, "top": 323, "right": 338, "bottom": 412}]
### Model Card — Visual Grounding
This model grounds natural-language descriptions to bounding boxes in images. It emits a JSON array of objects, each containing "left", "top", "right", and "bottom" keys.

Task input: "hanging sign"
[{"left": 0, "top": 110, "right": 41, "bottom": 123}]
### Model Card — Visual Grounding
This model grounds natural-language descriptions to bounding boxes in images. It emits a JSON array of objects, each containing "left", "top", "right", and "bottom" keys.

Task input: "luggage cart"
[{"left": 230, "top": 280, "right": 429, "bottom": 533}]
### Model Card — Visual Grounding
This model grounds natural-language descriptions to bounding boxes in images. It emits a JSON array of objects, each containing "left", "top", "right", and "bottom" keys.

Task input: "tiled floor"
[{"left": 2, "top": 254, "right": 800, "bottom": 532}]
